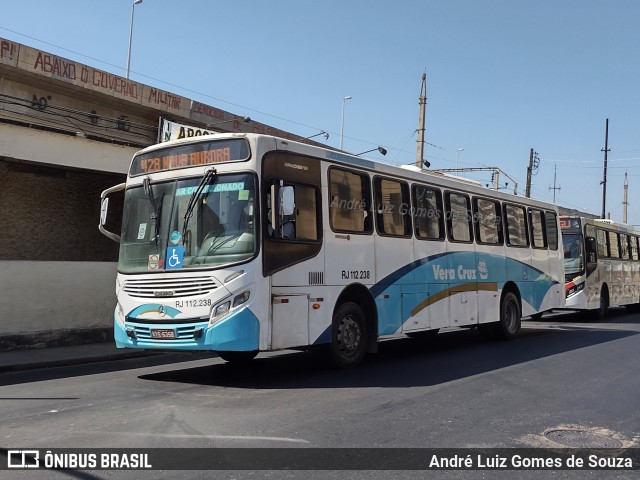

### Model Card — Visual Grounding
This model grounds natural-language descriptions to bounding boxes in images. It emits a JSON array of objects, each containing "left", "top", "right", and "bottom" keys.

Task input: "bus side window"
[
  {"left": 413, "top": 185, "right": 444, "bottom": 240},
  {"left": 474, "top": 197, "right": 502, "bottom": 245},
  {"left": 596, "top": 228, "right": 609, "bottom": 258},
  {"left": 373, "top": 177, "right": 411, "bottom": 237},
  {"left": 328, "top": 167, "right": 372, "bottom": 234},
  {"left": 545, "top": 211, "right": 558, "bottom": 250},
  {"left": 608, "top": 231, "right": 620, "bottom": 258},
  {"left": 529, "top": 209, "right": 546, "bottom": 248},
  {"left": 267, "top": 183, "right": 318, "bottom": 241},
  {"left": 445, "top": 192, "right": 473, "bottom": 243},
  {"left": 504, "top": 204, "right": 528, "bottom": 247},
  {"left": 620, "top": 234, "right": 630, "bottom": 260}
]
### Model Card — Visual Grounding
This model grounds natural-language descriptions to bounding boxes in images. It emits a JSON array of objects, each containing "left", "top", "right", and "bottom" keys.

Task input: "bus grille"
[
  {"left": 132, "top": 324, "right": 205, "bottom": 340},
  {"left": 122, "top": 277, "right": 218, "bottom": 298}
]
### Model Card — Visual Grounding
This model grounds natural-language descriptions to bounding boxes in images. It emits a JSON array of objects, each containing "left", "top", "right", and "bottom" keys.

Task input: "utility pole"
[
  {"left": 525, "top": 148, "right": 539, "bottom": 198},
  {"left": 623, "top": 171, "right": 629, "bottom": 224},
  {"left": 549, "top": 163, "right": 561, "bottom": 203},
  {"left": 601, "top": 118, "right": 610, "bottom": 219},
  {"left": 416, "top": 72, "right": 429, "bottom": 168}
]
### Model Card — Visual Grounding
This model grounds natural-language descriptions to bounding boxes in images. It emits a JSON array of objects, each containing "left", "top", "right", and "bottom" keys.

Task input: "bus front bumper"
[{"left": 114, "top": 306, "right": 260, "bottom": 352}]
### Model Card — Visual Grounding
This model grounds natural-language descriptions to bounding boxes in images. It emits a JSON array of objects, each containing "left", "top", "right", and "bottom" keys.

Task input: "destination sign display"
[
  {"left": 130, "top": 139, "right": 250, "bottom": 176},
  {"left": 559, "top": 216, "right": 581, "bottom": 231}
]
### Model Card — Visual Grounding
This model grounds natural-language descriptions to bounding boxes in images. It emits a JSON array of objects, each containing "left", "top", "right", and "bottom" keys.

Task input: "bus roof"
[{"left": 134, "top": 132, "right": 559, "bottom": 211}]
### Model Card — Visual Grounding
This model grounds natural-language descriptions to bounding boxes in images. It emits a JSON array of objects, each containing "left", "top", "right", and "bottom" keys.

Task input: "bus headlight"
[
  {"left": 210, "top": 291, "right": 251, "bottom": 326},
  {"left": 210, "top": 301, "right": 231, "bottom": 325},
  {"left": 566, "top": 282, "right": 585, "bottom": 298},
  {"left": 233, "top": 291, "right": 250, "bottom": 307},
  {"left": 214, "top": 301, "right": 231, "bottom": 317}
]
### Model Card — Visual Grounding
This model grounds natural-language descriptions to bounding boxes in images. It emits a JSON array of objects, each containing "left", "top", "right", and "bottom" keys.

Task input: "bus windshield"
[
  {"left": 118, "top": 172, "right": 257, "bottom": 273},
  {"left": 563, "top": 233, "right": 584, "bottom": 275}
]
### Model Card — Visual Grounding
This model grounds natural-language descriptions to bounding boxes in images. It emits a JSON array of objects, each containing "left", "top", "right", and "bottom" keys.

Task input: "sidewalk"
[{"left": 0, "top": 342, "right": 159, "bottom": 373}]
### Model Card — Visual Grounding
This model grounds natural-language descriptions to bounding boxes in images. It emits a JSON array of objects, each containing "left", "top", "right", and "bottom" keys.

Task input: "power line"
[{"left": 0, "top": 26, "right": 438, "bottom": 155}]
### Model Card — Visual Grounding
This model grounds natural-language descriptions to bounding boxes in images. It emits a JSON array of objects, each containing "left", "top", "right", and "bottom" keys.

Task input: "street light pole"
[
  {"left": 456, "top": 148, "right": 464, "bottom": 169},
  {"left": 126, "top": 0, "right": 143, "bottom": 79},
  {"left": 340, "top": 96, "right": 352, "bottom": 150}
]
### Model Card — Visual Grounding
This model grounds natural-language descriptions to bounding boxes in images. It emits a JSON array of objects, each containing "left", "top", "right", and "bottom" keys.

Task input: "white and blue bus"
[
  {"left": 99, "top": 133, "right": 564, "bottom": 367},
  {"left": 560, "top": 216, "right": 640, "bottom": 316}
]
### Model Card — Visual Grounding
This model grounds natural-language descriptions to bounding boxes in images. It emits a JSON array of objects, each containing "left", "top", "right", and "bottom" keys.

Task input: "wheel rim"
[{"left": 337, "top": 315, "right": 361, "bottom": 356}]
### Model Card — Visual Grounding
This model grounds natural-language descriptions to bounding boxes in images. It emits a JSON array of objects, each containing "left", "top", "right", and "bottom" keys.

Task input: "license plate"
[{"left": 151, "top": 329, "right": 176, "bottom": 339}]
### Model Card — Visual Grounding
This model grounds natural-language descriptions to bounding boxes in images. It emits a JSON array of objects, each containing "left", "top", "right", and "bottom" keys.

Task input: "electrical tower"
[
  {"left": 601, "top": 118, "right": 610, "bottom": 219},
  {"left": 415, "top": 72, "right": 429, "bottom": 168},
  {"left": 525, "top": 148, "right": 540, "bottom": 198},
  {"left": 549, "top": 164, "right": 561, "bottom": 203},
  {"left": 623, "top": 171, "right": 629, "bottom": 224}
]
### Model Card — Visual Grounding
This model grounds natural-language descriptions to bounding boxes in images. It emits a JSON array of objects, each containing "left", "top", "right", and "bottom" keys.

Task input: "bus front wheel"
[
  {"left": 329, "top": 302, "right": 369, "bottom": 368},
  {"left": 597, "top": 288, "right": 609, "bottom": 319},
  {"left": 217, "top": 350, "right": 258, "bottom": 364}
]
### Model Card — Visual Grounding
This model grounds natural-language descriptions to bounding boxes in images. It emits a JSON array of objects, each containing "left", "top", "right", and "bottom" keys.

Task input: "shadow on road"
[
  {"left": 0, "top": 352, "right": 212, "bottom": 387},
  {"left": 139, "top": 323, "right": 638, "bottom": 390},
  {"left": 541, "top": 306, "right": 640, "bottom": 324}
]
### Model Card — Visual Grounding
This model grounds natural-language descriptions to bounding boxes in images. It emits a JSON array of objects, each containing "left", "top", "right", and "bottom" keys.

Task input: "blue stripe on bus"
[{"left": 313, "top": 251, "right": 559, "bottom": 344}]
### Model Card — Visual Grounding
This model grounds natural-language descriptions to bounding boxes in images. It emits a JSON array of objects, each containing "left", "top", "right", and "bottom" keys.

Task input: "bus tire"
[
  {"left": 487, "top": 291, "right": 521, "bottom": 340},
  {"left": 217, "top": 350, "right": 258, "bottom": 364},
  {"left": 597, "top": 288, "right": 609, "bottom": 319},
  {"left": 329, "top": 302, "right": 369, "bottom": 368}
]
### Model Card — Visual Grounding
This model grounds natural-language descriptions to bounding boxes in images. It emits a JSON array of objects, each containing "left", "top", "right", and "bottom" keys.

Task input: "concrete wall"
[
  {"left": 0, "top": 123, "right": 134, "bottom": 174},
  {"left": 0, "top": 261, "right": 117, "bottom": 349},
  {"left": 0, "top": 125, "right": 128, "bottom": 350}
]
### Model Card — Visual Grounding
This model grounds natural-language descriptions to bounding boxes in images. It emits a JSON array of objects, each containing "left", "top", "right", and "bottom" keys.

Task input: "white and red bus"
[{"left": 561, "top": 216, "right": 640, "bottom": 316}]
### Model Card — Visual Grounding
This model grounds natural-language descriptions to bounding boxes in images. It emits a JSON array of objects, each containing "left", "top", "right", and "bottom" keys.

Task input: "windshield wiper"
[
  {"left": 143, "top": 176, "right": 160, "bottom": 244},
  {"left": 204, "top": 232, "right": 243, "bottom": 256},
  {"left": 182, "top": 168, "right": 217, "bottom": 244}
]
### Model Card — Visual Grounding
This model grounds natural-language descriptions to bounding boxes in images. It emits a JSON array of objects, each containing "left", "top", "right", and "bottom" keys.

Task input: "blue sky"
[{"left": 3, "top": 0, "right": 640, "bottom": 224}]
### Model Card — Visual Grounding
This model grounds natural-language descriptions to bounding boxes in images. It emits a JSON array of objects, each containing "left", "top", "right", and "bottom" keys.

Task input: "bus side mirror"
[
  {"left": 99, "top": 182, "right": 126, "bottom": 243},
  {"left": 280, "top": 186, "right": 295, "bottom": 216},
  {"left": 100, "top": 198, "right": 109, "bottom": 226},
  {"left": 585, "top": 236, "right": 597, "bottom": 266},
  {"left": 586, "top": 236, "right": 597, "bottom": 255}
]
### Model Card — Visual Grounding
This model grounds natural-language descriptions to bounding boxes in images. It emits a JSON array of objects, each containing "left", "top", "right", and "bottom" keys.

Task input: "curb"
[{"left": 0, "top": 349, "right": 162, "bottom": 374}]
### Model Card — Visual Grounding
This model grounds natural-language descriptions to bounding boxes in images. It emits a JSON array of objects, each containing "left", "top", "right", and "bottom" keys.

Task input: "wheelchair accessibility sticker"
[{"left": 166, "top": 246, "right": 184, "bottom": 269}]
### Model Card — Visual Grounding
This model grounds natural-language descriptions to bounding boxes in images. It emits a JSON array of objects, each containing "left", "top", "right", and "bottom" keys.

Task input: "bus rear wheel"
[
  {"left": 217, "top": 350, "right": 258, "bottom": 364},
  {"left": 480, "top": 291, "right": 521, "bottom": 340},
  {"left": 329, "top": 302, "right": 369, "bottom": 368},
  {"left": 496, "top": 291, "right": 521, "bottom": 339}
]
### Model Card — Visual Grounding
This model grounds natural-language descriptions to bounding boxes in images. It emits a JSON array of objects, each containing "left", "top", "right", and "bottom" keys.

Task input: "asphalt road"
[{"left": 1, "top": 309, "right": 639, "bottom": 480}]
